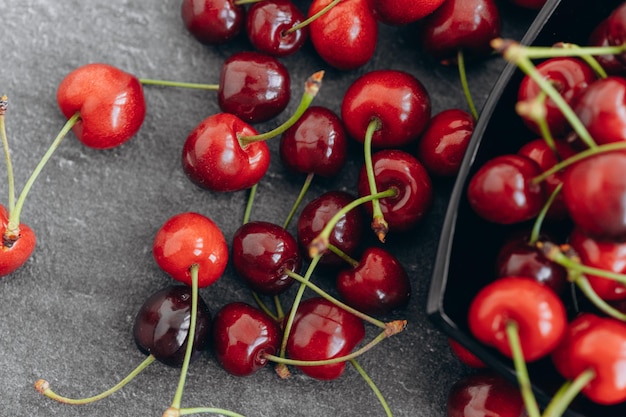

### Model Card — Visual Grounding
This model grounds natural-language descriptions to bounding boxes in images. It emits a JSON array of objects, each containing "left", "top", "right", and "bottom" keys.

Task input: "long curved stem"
[
  {"left": 179, "top": 407, "right": 246, "bottom": 417},
  {"left": 284, "top": 0, "right": 342, "bottom": 35},
  {"left": 0, "top": 95, "right": 15, "bottom": 213},
  {"left": 541, "top": 369, "right": 595, "bottom": 417},
  {"left": 505, "top": 321, "right": 541, "bottom": 417},
  {"left": 350, "top": 359, "right": 393, "bottom": 417},
  {"left": 283, "top": 172, "right": 314, "bottom": 229},
  {"left": 362, "top": 118, "right": 387, "bottom": 242},
  {"left": 457, "top": 49, "right": 478, "bottom": 120},
  {"left": 139, "top": 79, "right": 219, "bottom": 90}
]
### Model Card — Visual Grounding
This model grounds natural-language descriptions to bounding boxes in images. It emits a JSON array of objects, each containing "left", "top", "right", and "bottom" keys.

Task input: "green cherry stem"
[
  {"left": 505, "top": 321, "right": 541, "bottom": 417},
  {"left": 139, "top": 79, "right": 219, "bottom": 90},
  {"left": 34, "top": 354, "right": 156, "bottom": 405},
  {"left": 327, "top": 242, "right": 359, "bottom": 268},
  {"left": 575, "top": 275, "right": 626, "bottom": 321},
  {"left": 515, "top": 90, "right": 558, "bottom": 152},
  {"left": 239, "top": 71, "right": 324, "bottom": 147},
  {"left": 362, "top": 118, "right": 388, "bottom": 242},
  {"left": 0, "top": 95, "right": 15, "bottom": 213},
  {"left": 283, "top": 172, "right": 314, "bottom": 230},
  {"left": 284, "top": 0, "right": 342, "bottom": 35},
  {"left": 251, "top": 291, "right": 279, "bottom": 322},
  {"left": 243, "top": 184, "right": 257, "bottom": 225},
  {"left": 457, "top": 49, "right": 479, "bottom": 120},
  {"left": 350, "top": 359, "right": 393, "bottom": 417},
  {"left": 528, "top": 183, "right": 562, "bottom": 246},
  {"left": 178, "top": 407, "right": 247, "bottom": 417},
  {"left": 541, "top": 369, "right": 596, "bottom": 417},
  {"left": 553, "top": 42, "right": 608, "bottom": 79},
  {"left": 506, "top": 41, "right": 626, "bottom": 62}
]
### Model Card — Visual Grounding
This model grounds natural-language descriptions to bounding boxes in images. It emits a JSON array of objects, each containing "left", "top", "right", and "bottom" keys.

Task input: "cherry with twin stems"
[
  {"left": 180, "top": 0, "right": 247, "bottom": 45},
  {"left": 181, "top": 70, "right": 323, "bottom": 193},
  {"left": 245, "top": 0, "right": 308, "bottom": 57}
]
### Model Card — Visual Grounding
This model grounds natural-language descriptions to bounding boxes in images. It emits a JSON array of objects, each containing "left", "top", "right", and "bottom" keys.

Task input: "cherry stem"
[
  {"left": 0, "top": 95, "right": 15, "bottom": 214},
  {"left": 139, "top": 79, "right": 219, "bottom": 90},
  {"left": 575, "top": 275, "right": 626, "bottom": 321},
  {"left": 528, "top": 183, "right": 562, "bottom": 246},
  {"left": 492, "top": 38, "right": 598, "bottom": 150},
  {"left": 34, "top": 354, "right": 156, "bottom": 405},
  {"left": 505, "top": 321, "right": 541, "bottom": 417},
  {"left": 239, "top": 71, "right": 324, "bottom": 146},
  {"left": 283, "top": 172, "right": 314, "bottom": 229},
  {"left": 308, "top": 187, "right": 397, "bottom": 258},
  {"left": 169, "top": 263, "right": 200, "bottom": 411},
  {"left": 362, "top": 118, "right": 388, "bottom": 242},
  {"left": 243, "top": 183, "right": 257, "bottom": 225},
  {"left": 284, "top": 0, "right": 342, "bottom": 35},
  {"left": 553, "top": 42, "right": 608, "bottom": 79},
  {"left": 6, "top": 112, "right": 80, "bottom": 235},
  {"left": 178, "top": 407, "right": 246, "bottom": 417},
  {"left": 251, "top": 291, "right": 280, "bottom": 322},
  {"left": 327, "top": 242, "right": 359, "bottom": 268},
  {"left": 350, "top": 359, "right": 393, "bottom": 417},
  {"left": 541, "top": 369, "right": 595, "bottom": 417},
  {"left": 516, "top": 90, "right": 558, "bottom": 152},
  {"left": 504, "top": 41, "right": 626, "bottom": 62},
  {"left": 457, "top": 49, "right": 479, "bottom": 120}
]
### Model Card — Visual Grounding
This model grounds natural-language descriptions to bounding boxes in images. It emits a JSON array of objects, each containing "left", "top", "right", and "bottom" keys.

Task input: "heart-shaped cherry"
[
  {"left": 181, "top": 0, "right": 246, "bottom": 44},
  {"left": 246, "top": 0, "right": 308, "bottom": 56}
]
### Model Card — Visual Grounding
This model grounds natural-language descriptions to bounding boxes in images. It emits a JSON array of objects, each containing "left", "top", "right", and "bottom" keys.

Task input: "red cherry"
[
  {"left": 372, "top": 0, "right": 445, "bottom": 25},
  {"left": 467, "top": 154, "right": 546, "bottom": 224},
  {"left": 416, "top": 108, "right": 474, "bottom": 177},
  {"left": 286, "top": 297, "right": 365, "bottom": 380},
  {"left": 181, "top": 0, "right": 245, "bottom": 44},
  {"left": 212, "top": 302, "right": 282, "bottom": 376},
  {"left": 336, "top": 246, "right": 411, "bottom": 316},
  {"left": 152, "top": 212, "right": 228, "bottom": 288},
  {"left": 588, "top": 17, "right": 626, "bottom": 76},
  {"left": 0, "top": 205, "right": 36, "bottom": 277},
  {"left": 606, "top": 2, "right": 626, "bottom": 65},
  {"left": 279, "top": 106, "right": 348, "bottom": 178},
  {"left": 181, "top": 113, "right": 271, "bottom": 192},
  {"left": 446, "top": 371, "right": 525, "bottom": 417},
  {"left": 468, "top": 276, "right": 567, "bottom": 362},
  {"left": 447, "top": 338, "right": 486, "bottom": 368},
  {"left": 357, "top": 150, "right": 434, "bottom": 233},
  {"left": 307, "top": 0, "right": 378, "bottom": 70},
  {"left": 562, "top": 150, "right": 626, "bottom": 241},
  {"left": 56, "top": 63, "right": 146, "bottom": 149},
  {"left": 341, "top": 70, "right": 431, "bottom": 148},
  {"left": 231, "top": 221, "right": 301, "bottom": 295},
  {"left": 246, "top": 0, "right": 308, "bottom": 57},
  {"left": 218, "top": 51, "right": 291, "bottom": 123},
  {"left": 420, "top": 0, "right": 501, "bottom": 64}
]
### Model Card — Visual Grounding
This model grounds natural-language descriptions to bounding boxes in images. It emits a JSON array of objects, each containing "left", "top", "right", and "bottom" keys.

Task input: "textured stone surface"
[{"left": 1, "top": 1, "right": 534, "bottom": 416}]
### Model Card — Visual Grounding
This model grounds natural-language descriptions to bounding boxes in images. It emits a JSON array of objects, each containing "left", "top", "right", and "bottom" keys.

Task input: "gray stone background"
[{"left": 1, "top": 1, "right": 534, "bottom": 416}]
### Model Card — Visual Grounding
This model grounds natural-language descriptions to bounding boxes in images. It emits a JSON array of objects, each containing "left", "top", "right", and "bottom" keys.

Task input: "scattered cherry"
[
  {"left": 181, "top": 0, "right": 246, "bottom": 44},
  {"left": 246, "top": 0, "right": 308, "bottom": 56}
]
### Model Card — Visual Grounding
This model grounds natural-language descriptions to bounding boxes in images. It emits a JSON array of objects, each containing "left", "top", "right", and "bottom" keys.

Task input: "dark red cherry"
[
  {"left": 133, "top": 285, "right": 212, "bottom": 367},
  {"left": 307, "top": 0, "right": 378, "bottom": 70},
  {"left": 0, "top": 205, "right": 36, "bottom": 277},
  {"left": 279, "top": 106, "right": 348, "bottom": 178},
  {"left": 218, "top": 51, "right": 291, "bottom": 123},
  {"left": 606, "top": 2, "right": 626, "bottom": 65},
  {"left": 181, "top": 0, "right": 245, "bottom": 44},
  {"left": 297, "top": 191, "right": 365, "bottom": 269},
  {"left": 212, "top": 302, "right": 282, "bottom": 376},
  {"left": 286, "top": 297, "right": 365, "bottom": 380},
  {"left": 420, "top": 0, "right": 501, "bottom": 64},
  {"left": 517, "top": 57, "right": 596, "bottom": 137},
  {"left": 357, "top": 150, "right": 434, "bottom": 233},
  {"left": 446, "top": 371, "right": 525, "bottom": 417},
  {"left": 341, "top": 70, "right": 431, "bottom": 148},
  {"left": 467, "top": 154, "right": 546, "bottom": 224},
  {"left": 562, "top": 150, "right": 626, "bottom": 241},
  {"left": 246, "top": 0, "right": 308, "bottom": 57},
  {"left": 588, "top": 18, "right": 626, "bottom": 76},
  {"left": 336, "top": 246, "right": 411, "bottom": 315},
  {"left": 372, "top": 0, "right": 445, "bottom": 25},
  {"left": 416, "top": 108, "right": 474, "bottom": 177},
  {"left": 231, "top": 221, "right": 301, "bottom": 295}
]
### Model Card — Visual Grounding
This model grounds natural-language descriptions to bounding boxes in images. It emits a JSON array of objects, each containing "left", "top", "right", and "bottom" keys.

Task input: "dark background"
[{"left": 1, "top": 1, "right": 534, "bottom": 416}]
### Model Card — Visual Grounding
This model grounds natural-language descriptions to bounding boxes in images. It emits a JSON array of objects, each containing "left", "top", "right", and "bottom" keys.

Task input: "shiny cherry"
[
  {"left": 0, "top": 205, "right": 36, "bottom": 277},
  {"left": 181, "top": 0, "right": 245, "bottom": 44},
  {"left": 212, "top": 302, "right": 282, "bottom": 376},
  {"left": 246, "top": 0, "right": 308, "bottom": 57},
  {"left": 372, "top": 0, "right": 445, "bottom": 25},
  {"left": 133, "top": 285, "right": 212, "bottom": 367}
]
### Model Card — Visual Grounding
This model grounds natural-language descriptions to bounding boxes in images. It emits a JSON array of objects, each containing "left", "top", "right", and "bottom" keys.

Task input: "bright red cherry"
[
  {"left": 372, "top": 0, "right": 445, "bottom": 25},
  {"left": 218, "top": 51, "right": 291, "bottom": 123},
  {"left": 307, "top": 0, "right": 378, "bottom": 70},
  {"left": 286, "top": 297, "right": 365, "bottom": 380},
  {"left": 181, "top": 113, "right": 271, "bottom": 192},
  {"left": 212, "top": 302, "right": 282, "bottom": 376},
  {"left": 0, "top": 205, "right": 36, "bottom": 277},
  {"left": 341, "top": 70, "right": 431, "bottom": 148},
  {"left": 152, "top": 212, "right": 228, "bottom": 288},
  {"left": 246, "top": 0, "right": 308, "bottom": 57},
  {"left": 181, "top": 0, "right": 245, "bottom": 44},
  {"left": 56, "top": 63, "right": 146, "bottom": 149},
  {"left": 231, "top": 221, "right": 301, "bottom": 295}
]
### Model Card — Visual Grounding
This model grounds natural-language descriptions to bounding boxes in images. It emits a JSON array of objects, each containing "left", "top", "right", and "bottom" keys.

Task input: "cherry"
[
  {"left": 357, "top": 149, "right": 434, "bottom": 234},
  {"left": 56, "top": 63, "right": 146, "bottom": 149},
  {"left": 0, "top": 204, "right": 36, "bottom": 277},
  {"left": 446, "top": 370, "right": 526, "bottom": 417},
  {"left": 606, "top": 2, "right": 626, "bottom": 65},
  {"left": 133, "top": 285, "right": 212, "bottom": 367},
  {"left": 371, "top": 0, "right": 445, "bottom": 26},
  {"left": 561, "top": 150, "right": 626, "bottom": 241},
  {"left": 447, "top": 338, "right": 486, "bottom": 368},
  {"left": 180, "top": 0, "right": 246, "bottom": 44},
  {"left": 218, "top": 51, "right": 291, "bottom": 123},
  {"left": 285, "top": 297, "right": 365, "bottom": 380},
  {"left": 420, "top": 0, "right": 501, "bottom": 64},
  {"left": 341, "top": 69, "right": 431, "bottom": 149},
  {"left": 517, "top": 57, "right": 597, "bottom": 137},
  {"left": 152, "top": 212, "right": 228, "bottom": 288},
  {"left": 231, "top": 221, "right": 301, "bottom": 295},
  {"left": 467, "top": 154, "right": 546, "bottom": 225},
  {"left": 307, "top": 0, "right": 378, "bottom": 70},
  {"left": 416, "top": 108, "right": 474, "bottom": 177},
  {"left": 279, "top": 106, "right": 348, "bottom": 178},
  {"left": 212, "top": 302, "right": 282, "bottom": 376},
  {"left": 588, "top": 17, "right": 626, "bottom": 76},
  {"left": 336, "top": 246, "right": 411, "bottom": 316},
  {"left": 246, "top": 0, "right": 308, "bottom": 57},
  {"left": 297, "top": 190, "right": 365, "bottom": 269},
  {"left": 181, "top": 112, "right": 271, "bottom": 192}
]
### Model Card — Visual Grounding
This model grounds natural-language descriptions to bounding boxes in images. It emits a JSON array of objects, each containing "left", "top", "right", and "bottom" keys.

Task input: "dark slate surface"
[{"left": 1, "top": 2, "right": 535, "bottom": 416}]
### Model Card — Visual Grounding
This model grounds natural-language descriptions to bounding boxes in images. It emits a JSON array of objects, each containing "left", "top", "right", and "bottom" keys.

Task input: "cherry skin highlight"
[
  {"left": 246, "top": 0, "right": 308, "bottom": 57},
  {"left": 181, "top": 0, "right": 245, "bottom": 44}
]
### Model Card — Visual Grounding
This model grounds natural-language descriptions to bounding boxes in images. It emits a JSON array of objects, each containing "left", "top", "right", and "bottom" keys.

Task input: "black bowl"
[{"left": 426, "top": 0, "right": 626, "bottom": 416}]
